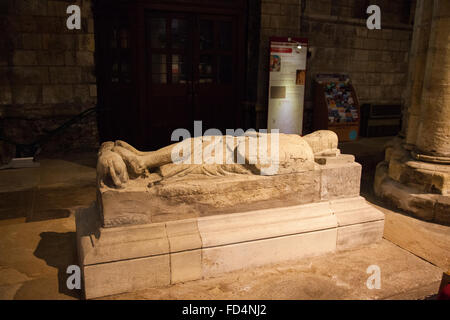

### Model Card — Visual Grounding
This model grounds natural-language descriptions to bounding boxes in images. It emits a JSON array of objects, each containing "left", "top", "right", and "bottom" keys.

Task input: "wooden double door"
[
  {"left": 145, "top": 11, "right": 241, "bottom": 149},
  {"left": 95, "top": 1, "right": 246, "bottom": 150}
]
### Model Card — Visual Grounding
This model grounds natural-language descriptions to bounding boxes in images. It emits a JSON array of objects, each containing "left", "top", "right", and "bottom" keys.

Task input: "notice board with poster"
[
  {"left": 267, "top": 37, "right": 308, "bottom": 134},
  {"left": 313, "top": 74, "right": 360, "bottom": 142}
]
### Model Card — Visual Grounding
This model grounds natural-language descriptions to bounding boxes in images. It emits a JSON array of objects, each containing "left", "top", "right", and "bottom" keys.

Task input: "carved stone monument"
[{"left": 76, "top": 130, "right": 384, "bottom": 298}]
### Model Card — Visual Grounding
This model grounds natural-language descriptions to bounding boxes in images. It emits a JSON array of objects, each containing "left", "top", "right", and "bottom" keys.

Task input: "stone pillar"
[
  {"left": 413, "top": 0, "right": 450, "bottom": 162},
  {"left": 374, "top": 0, "right": 450, "bottom": 225},
  {"left": 404, "top": 0, "right": 433, "bottom": 148}
]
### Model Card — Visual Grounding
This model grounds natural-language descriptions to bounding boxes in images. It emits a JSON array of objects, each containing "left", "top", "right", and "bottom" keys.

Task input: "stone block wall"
[
  {"left": 0, "top": 0, "right": 98, "bottom": 162},
  {"left": 257, "top": 0, "right": 415, "bottom": 132},
  {"left": 0, "top": 0, "right": 416, "bottom": 162},
  {"left": 257, "top": 0, "right": 303, "bottom": 129}
]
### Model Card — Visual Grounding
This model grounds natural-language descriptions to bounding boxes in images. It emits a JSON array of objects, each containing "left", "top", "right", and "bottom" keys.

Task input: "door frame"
[
  {"left": 136, "top": 0, "right": 247, "bottom": 148},
  {"left": 94, "top": 0, "right": 248, "bottom": 149}
]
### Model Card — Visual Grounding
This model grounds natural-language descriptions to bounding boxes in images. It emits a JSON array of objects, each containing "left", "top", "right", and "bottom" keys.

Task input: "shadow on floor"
[{"left": 33, "top": 231, "right": 81, "bottom": 299}]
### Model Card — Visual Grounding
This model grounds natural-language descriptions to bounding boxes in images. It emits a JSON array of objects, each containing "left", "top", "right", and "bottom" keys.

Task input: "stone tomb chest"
[{"left": 76, "top": 131, "right": 384, "bottom": 298}]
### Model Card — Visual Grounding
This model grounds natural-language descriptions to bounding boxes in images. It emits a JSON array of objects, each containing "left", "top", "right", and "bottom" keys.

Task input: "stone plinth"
[
  {"left": 374, "top": 138, "right": 450, "bottom": 224},
  {"left": 77, "top": 195, "right": 384, "bottom": 299},
  {"left": 77, "top": 155, "right": 384, "bottom": 299}
]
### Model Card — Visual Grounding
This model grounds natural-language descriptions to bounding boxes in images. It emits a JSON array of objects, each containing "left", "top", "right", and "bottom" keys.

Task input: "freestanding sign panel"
[
  {"left": 313, "top": 74, "right": 361, "bottom": 142},
  {"left": 267, "top": 37, "right": 308, "bottom": 134}
]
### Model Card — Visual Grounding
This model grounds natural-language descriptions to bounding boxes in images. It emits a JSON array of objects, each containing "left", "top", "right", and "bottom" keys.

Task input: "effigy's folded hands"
[
  {"left": 97, "top": 142, "right": 129, "bottom": 188},
  {"left": 111, "top": 145, "right": 147, "bottom": 177}
]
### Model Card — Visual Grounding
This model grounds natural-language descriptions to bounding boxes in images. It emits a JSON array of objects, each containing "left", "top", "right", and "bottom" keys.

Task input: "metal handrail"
[{"left": 0, "top": 106, "right": 103, "bottom": 158}]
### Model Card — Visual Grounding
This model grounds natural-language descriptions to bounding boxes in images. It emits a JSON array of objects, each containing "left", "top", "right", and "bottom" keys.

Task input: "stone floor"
[
  {"left": 0, "top": 138, "right": 449, "bottom": 300},
  {"left": 103, "top": 240, "right": 443, "bottom": 300}
]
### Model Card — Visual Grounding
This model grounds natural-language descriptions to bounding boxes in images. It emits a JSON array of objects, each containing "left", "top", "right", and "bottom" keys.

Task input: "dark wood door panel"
[
  {"left": 195, "top": 85, "right": 235, "bottom": 130},
  {"left": 95, "top": 7, "right": 139, "bottom": 144},
  {"left": 145, "top": 9, "right": 241, "bottom": 143},
  {"left": 193, "top": 13, "right": 238, "bottom": 133},
  {"left": 95, "top": 0, "right": 246, "bottom": 150},
  {"left": 145, "top": 94, "right": 194, "bottom": 148}
]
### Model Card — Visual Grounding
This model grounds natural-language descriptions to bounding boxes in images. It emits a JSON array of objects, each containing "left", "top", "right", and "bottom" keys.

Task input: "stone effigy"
[
  {"left": 97, "top": 130, "right": 342, "bottom": 188},
  {"left": 76, "top": 130, "right": 385, "bottom": 299},
  {"left": 95, "top": 130, "right": 345, "bottom": 226}
]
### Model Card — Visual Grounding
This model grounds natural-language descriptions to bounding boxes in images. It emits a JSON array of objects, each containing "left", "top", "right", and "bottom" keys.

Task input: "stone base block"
[
  {"left": 383, "top": 138, "right": 450, "bottom": 195},
  {"left": 76, "top": 197, "right": 384, "bottom": 299},
  {"left": 337, "top": 221, "right": 385, "bottom": 251},
  {"left": 374, "top": 161, "right": 450, "bottom": 224},
  {"left": 171, "top": 250, "right": 202, "bottom": 284},
  {"left": 82, "top": 254, "right": 170, "bottom": 299},
  {"left": 201, "top": 229, "right": 337, "bottom": 278}
]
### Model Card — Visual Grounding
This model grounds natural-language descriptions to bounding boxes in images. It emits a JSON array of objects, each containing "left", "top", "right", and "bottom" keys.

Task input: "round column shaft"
[{"left": 414, "top": 0, "right": 450, "bottom": 162}]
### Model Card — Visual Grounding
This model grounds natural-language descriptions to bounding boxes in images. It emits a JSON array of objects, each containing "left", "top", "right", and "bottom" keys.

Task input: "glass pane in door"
[
  {"left": 172, "top": 54, "right": 188, "bottom": 84},
  {"left": 151, "top": 54, "right": 167, "bottom": 83},
  {"left": 110, "top": 20, "right": 131, "bottom": 84},
  {"left": 118, "top": 27, "right": 129, "bottom": 49},
  {"left": 199, "top": 20, "right": 214, "bottom": 50},
  {"left": 112, "top": 58, "right": 119, "bottom": 82},
  {"left": 218, "top": 21, "right": 232, "bottom": 50},
  {"left": 199, "top": 55, "right": 214, "bottom": 83},
  {"left": 111, "top": 29, "right": 118, "bottom": 49},
  {"left": 150, "top": 17, "right": 167, "bottom": 48},
  {"left": 218, "top": 55, "right": 232, "bottom": 84},
  {"left": 171, "top": 18, "right": 188, "bottom": 49}
]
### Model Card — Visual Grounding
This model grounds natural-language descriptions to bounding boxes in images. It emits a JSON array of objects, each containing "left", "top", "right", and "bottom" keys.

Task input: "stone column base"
[{"left": 374, "top": 138, "right": 450, "bottom": 225}]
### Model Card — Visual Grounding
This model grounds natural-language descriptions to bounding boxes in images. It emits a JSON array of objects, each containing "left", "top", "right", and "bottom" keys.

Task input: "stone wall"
[
  {"left": 257, "top": 0, "right": 415, "bottom": 132},
  {"left": 0, "top": 0, "right": 98, "bottom": 162},
  {"left": 257, "top": 0, "right": 303, "bottom": 129},
  {"left": 0, "top": 0, "right": 416, "bottom": 163}
]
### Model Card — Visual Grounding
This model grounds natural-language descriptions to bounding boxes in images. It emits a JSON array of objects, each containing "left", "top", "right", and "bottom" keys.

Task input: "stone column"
[
  {"left": 413, "top": 0, "right": 450, "bottom": 163},
  {"left": 374, "top": 0, "right": 450, "bottom": 225},
  {"left": 404, "top": 0, "right": 433, "bottom": 149}
]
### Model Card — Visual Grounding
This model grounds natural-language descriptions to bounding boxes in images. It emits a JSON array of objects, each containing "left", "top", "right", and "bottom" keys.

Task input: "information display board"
[
  {"left": 313, "top": 74, "right": 360, "bottom": 142},
  {"left": 267, "top": 37, "right": 308, "bottom": 134}
]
